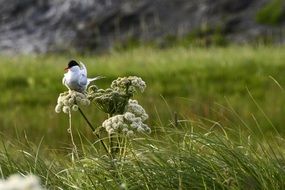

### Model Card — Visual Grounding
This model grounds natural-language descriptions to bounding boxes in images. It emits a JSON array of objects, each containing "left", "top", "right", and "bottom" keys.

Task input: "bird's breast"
[{"left": 64, "top": 72, "right": 86, "bottom": 92}]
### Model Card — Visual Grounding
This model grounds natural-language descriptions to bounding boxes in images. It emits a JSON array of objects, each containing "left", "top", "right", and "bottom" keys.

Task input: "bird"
[{"left": 62, "top": 60, "right": 103, "bottom": 92}]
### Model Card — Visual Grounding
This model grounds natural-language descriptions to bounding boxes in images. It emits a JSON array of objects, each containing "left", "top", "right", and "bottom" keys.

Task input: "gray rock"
[{"left": 0, "top": 0, "right": 284, "bottom": 54}]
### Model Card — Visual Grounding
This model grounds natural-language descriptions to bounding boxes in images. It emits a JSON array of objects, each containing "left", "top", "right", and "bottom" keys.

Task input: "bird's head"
[{"left": 65, "top": 60, "right": 80, "bottom": 72}]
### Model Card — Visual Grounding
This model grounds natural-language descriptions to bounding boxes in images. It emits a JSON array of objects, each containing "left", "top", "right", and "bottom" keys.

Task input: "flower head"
[
  {"left": 55, "top": 90, "right": 89, "bottom": 114},
  {"left": 126, "top": 99, "right": 149, "bottom": 121},
  {"left": 111, "top": 76, "right": 146, "bottom": 93},
  {"left": 102, "top": 99, "right": 151, "bottom": 136},
  {"left": 0, "top": 174, "right": 44, "bottom": 190},
  {"left": 88, "top": 76, "right": 146, "bottom": 115}
]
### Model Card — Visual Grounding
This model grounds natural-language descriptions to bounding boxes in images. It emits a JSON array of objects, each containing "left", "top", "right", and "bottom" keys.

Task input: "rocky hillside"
[{"left": 0, "top": 0, "right": 284, "bottom": 54}]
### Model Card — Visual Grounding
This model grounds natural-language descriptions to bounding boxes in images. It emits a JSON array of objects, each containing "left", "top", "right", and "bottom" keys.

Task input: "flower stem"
[
  {"left": 107, "top": 114, "right": 118, "bottom": 158},
  {"left": 78, "top": 107, "right": 109, "bottom": 154},
  {"left": 68, "top": 110, "right": 79, "bottom": 161},
  {"left": 78, "top": 107, "right": 95, "bottom": 131}
]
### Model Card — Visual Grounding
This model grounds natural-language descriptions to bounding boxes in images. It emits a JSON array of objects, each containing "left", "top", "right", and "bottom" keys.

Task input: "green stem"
[
  {"left": 78, "top": 107, "right": 95, "bottom": 131},
  {"left": 68, "top": 110, "right": 79, "bottom": 161},
  {"left": 78, "top": 107, "right": 109, "bottom": 154},
  {"left": 110, "top": 133, "right": 116, "bottom": 158}
]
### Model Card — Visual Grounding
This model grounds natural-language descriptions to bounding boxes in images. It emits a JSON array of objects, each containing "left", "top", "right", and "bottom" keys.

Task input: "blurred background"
[
  {"left": 0, "top": 0, "right": 285, "bottom": 148},
  {"left": 0, "top": 0, "right": 284, "bottom": 54}
]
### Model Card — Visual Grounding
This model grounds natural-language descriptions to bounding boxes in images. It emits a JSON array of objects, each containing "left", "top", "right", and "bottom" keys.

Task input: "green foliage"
[
  {"left": 114, "top": 37, "right": 141, "bottom": 51},
  {"left": 1, "top": 122, "right": 285, "bottom": 189},
  {"left": 163, "top": 24, "right": 228, "bottom": 48},
  {"left": 256, "top": 0, "right": 285, "bottom": 26},
  {"left": 0, "top": 46, "right": 285, "bottom": 146},
  {"left": 0, "top": 46, "right": 285, "bottom": 189}
]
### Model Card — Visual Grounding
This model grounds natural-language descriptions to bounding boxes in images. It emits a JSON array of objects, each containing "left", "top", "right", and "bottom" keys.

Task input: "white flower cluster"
[
  {"left": 55, "top": 90, "right": 90, "bottom": 114},
  {"left": 126, "top": 99, "right": 149, "bottom": 121},
  {"left": 91, "top": 88, "right": 119, "bottom": 102},
  {"left": 111, "top": 76, "right": 146, "bottom": 93},
  {"left": 102, "top": 99, "right": 150, "bottom": 136},
  {"left": 0, "top": 174, "right": 44, "bottom": 190}
]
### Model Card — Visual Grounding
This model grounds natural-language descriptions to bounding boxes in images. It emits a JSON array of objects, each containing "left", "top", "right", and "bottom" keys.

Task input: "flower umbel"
[
  {"left": 102, "top": 99, "right": 151, "bottom": 136},
  {"left": 126, "top": 99, "right": 149, "bottom": 121},
  {"left": 88, "top": 76, "right": 147, "bottom": 115},
  {"left": 55, "top": 75, "right": 149, "bottom": 158},
  {"left": 111, "top": 76, "right": 146, "bottom": 93},
  {"left": 0, "top": 174, "right": 45, "bottom": 190},
  {"left": 95, "top": 76, "right": 150, "bottom": 137},
  {"left": 55, "top": 90, "right": 90, "bottom": 113}
]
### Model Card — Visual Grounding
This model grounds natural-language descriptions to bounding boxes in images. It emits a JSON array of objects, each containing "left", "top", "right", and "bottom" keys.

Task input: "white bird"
[{"left": 62, "top": 60, "right": 103, "bottom": 92}]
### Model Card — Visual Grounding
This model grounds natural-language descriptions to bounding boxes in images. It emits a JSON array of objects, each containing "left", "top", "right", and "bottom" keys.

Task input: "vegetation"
[
  {"left": 1, "top": 123, "right": 285, "bottom": 189},
  {"left": 256, "top": 0, "right": 285, "bottom": 26},
  {"left": 0, "top": 45, "right": 285, "bottom": 189}
]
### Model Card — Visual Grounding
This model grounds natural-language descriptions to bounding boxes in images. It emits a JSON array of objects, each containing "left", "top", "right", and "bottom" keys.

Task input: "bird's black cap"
[{"left": 67, "top": 60, "right": 79, "bottom": 68}]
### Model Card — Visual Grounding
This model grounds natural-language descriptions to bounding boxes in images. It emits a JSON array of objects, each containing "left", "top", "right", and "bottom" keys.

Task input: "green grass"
[
  {"left": 1, "top": 123, "right": 285, "bottom": 189},
  {"left": 256, "top": 0, "right": 285, "bottom": 26},
  {"left": 1, "top": 46, "right": 285, "bottom": 144},
  {"left": 0, "top": 45, "right": 285, "bottom": 189}
]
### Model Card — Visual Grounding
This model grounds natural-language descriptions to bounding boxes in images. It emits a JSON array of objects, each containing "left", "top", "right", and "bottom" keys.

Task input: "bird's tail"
[{"left": 87, "top": 76, "right": 105, "bottom": 84}]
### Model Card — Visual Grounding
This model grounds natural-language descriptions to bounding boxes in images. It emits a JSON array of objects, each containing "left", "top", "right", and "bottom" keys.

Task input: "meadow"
[{"left": 1, "top": 46, "right": 285, "bottom": 189}]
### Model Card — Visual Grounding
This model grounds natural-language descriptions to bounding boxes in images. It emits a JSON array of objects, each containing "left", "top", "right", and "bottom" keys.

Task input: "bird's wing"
[
  {"left": 78, "top": 73, "right": 88, "bottom": 86},
  {"left": 62, "top": 74, "right": 67, "bottom": 85},
  {"left": 62, "top": 74, "right": 71, "bottom": 90},
  {"left": 79, "top": 61, "right": 87, "bottom": 76}
]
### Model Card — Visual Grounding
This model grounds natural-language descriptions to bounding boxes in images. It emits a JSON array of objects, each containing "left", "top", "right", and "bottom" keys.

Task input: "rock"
[{"left": 0, "top": 0, "right": 284, "bottom": 54}]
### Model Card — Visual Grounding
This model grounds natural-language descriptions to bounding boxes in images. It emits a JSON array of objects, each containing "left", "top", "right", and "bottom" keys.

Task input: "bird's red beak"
[{"left": 64, "top": 67, "right": 69, "bottom": 71}]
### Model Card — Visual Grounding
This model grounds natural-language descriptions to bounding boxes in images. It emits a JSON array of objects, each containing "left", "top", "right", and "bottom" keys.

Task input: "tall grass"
[
  {"left": 0, "top": 46, "right": 285, "bottom": 146},
  {"left": 0, "top": 46, "right": 285, "bottom": 189},
  {"left": 1, "top": 117, "right": 285, "bottom": 189}
]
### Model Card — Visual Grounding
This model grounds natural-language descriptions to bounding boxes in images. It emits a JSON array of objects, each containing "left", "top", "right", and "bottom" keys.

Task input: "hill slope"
[{"left": 0, "top": 0, "right": 284, "bottom": 54}]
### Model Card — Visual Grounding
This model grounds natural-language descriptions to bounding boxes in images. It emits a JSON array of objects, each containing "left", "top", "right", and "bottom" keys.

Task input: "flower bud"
[
  {"left": 68, "top": 98, "right": 74, "bottom": 104},
  {"left": 137, "top": 127, "right": 145, "bottom": 133},
  {"left": 55, "top": 105, "right": 62, "bottom": 113},
  {"left": 63, "top": 106, "right": 70, "bottom": 114},
  {"left": 127, "top": 130, "right": 134, "bottom": 137},
  {"left": 72, "top": 105, "right": 78, "bottom": 111},
  {"left": 63, "top": 100, "right": 69, "bottom": 106},
  {"left": 122, "top": 128, "right": 129, "bottom": 133}
]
